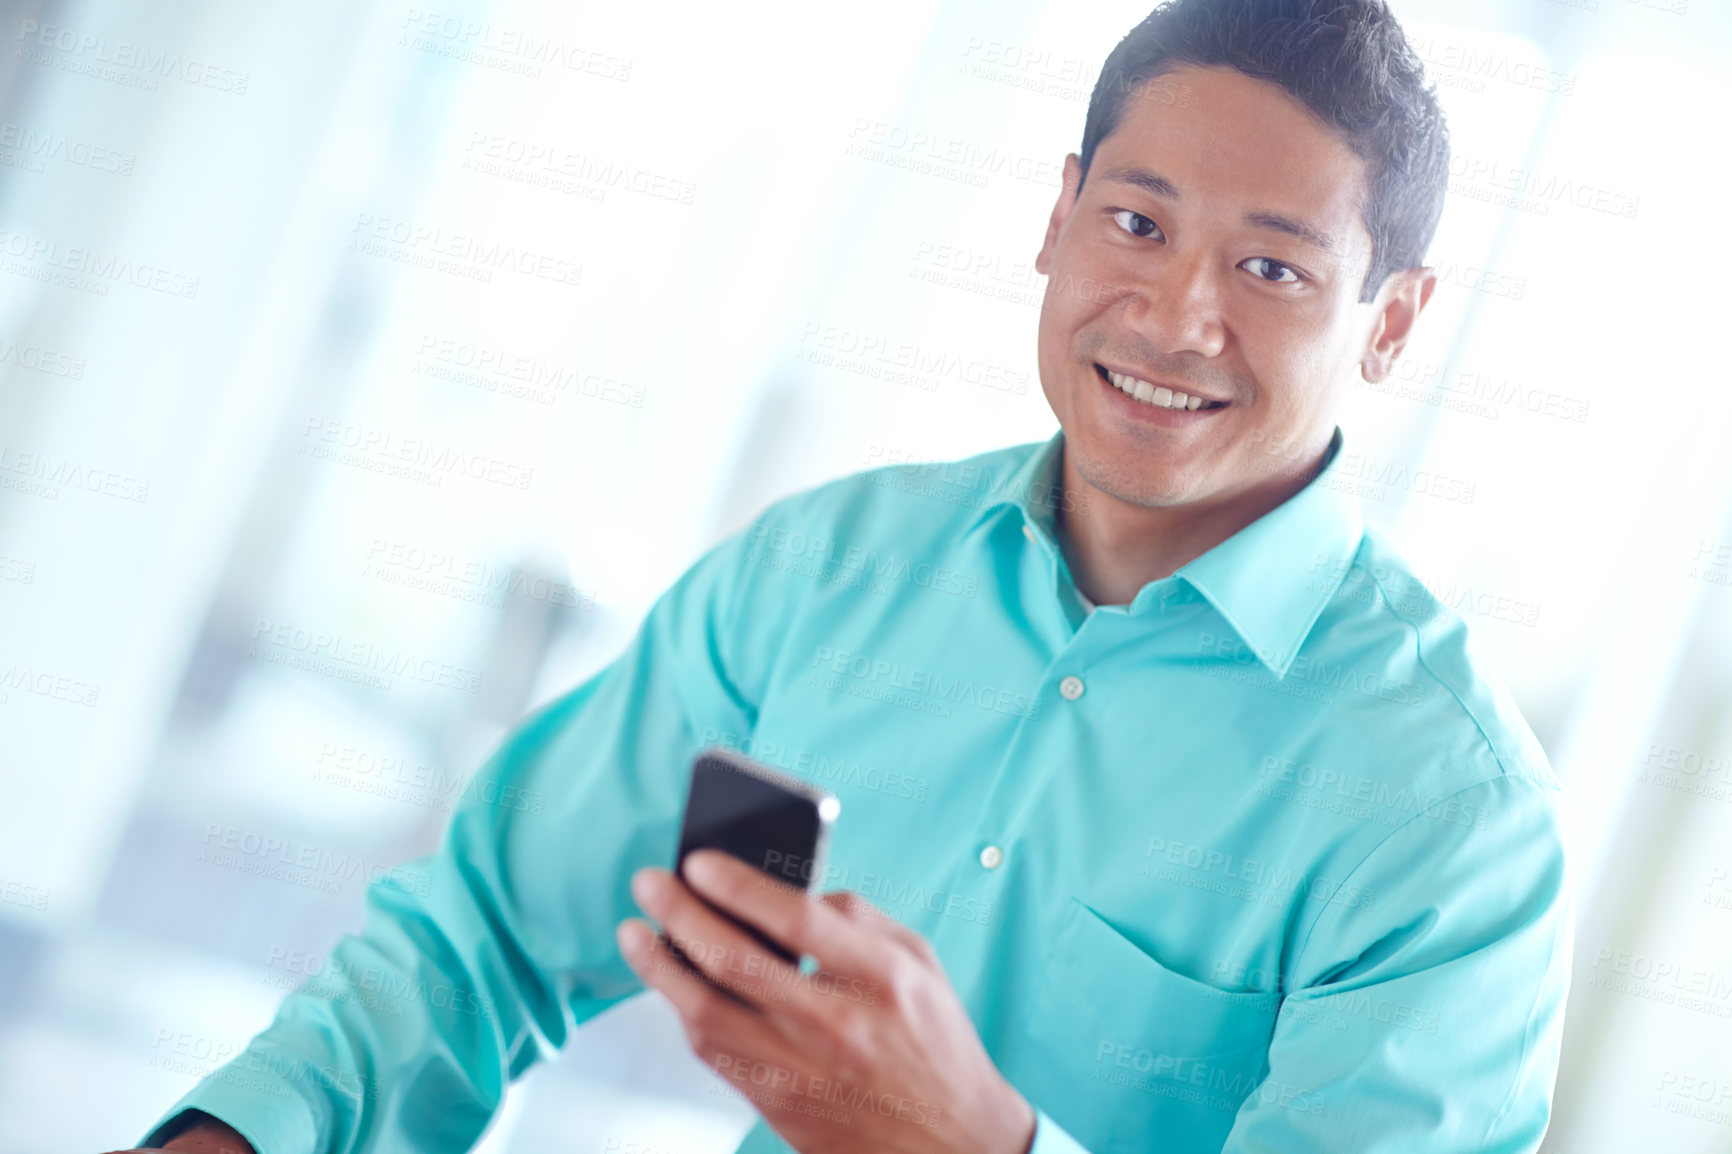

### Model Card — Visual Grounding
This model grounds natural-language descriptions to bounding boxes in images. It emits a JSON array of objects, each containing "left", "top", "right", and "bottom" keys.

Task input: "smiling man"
[{"left": 130, "top": 2, "right": 1571, "bottom": 1153}]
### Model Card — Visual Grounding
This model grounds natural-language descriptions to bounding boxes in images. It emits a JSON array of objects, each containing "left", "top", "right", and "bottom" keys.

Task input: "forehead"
[{"left": 1092, "top": 64, "right": 1373, "bottom": 257}]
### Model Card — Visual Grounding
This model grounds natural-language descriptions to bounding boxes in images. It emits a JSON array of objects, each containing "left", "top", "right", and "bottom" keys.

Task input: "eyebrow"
[
  {"left": 1100, "top": 164, "right": 1179, "bottom": 200},
  {"left": 1098, "top": 164, "right": 1339, "bottom": 254},
  {"left": 1242, "top": 210, "right": 1338, "bottom": 255}
]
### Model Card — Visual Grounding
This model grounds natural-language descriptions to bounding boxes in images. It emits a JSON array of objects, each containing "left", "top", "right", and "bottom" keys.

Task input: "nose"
[{"left": 1120, "top": 246, "right": 1227, "bottom": 359}]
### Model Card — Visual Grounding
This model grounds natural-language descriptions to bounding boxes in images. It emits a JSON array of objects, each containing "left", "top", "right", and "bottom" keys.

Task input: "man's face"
[{"left": 1035, "top": 64, "right": 1419, "bottom": 510}]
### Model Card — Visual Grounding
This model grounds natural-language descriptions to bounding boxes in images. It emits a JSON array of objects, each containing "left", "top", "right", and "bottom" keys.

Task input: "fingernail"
[
  {"left": 617, "top": 920, "right": 648, "bottom": 958},
  {"left": 685, "top": 851, "right": 724, "bottom": 891}
]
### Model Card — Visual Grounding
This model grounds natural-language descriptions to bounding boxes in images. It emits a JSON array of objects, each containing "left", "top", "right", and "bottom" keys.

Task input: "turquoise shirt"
[{"left": 144, "top": 428, "right": 1572, "bottom": 1154}]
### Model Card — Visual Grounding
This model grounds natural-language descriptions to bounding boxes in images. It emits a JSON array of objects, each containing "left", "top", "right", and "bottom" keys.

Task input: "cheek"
[
  {"left": 1047, "top": 233, "right": 1139, "bottom": 314},
  {"left": 1240, "top": 312, "right": 1356, "bottom": 404}
]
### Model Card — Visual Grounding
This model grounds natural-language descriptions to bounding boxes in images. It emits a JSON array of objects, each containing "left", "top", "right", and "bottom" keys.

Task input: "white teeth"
[{"left": 1106, "top": 369, "right": 1217, "bottom": 412}]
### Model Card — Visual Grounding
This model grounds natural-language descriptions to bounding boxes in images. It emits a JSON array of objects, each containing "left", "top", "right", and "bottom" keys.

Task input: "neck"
[{"left": 1054, "top": 439, "right": 1330, "bottom": 606}]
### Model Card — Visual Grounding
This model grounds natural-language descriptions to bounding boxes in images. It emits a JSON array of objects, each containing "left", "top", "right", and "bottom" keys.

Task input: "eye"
[
  {"left": 1241, "top": 257, "right": 1303, "bottom": 284},
  {"left": 1111, "top": 209, "right": 1163, "bottom": 240}
]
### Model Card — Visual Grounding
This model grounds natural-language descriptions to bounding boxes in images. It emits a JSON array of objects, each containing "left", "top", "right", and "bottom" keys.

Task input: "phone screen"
[{"left": 671, "top": 748, "right": 839, "bottom": 968}]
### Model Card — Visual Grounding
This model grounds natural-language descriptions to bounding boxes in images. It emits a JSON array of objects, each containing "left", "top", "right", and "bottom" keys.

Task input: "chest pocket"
[{"left": 1015, "top": 898, "right": 1282, "bottom": 1153}]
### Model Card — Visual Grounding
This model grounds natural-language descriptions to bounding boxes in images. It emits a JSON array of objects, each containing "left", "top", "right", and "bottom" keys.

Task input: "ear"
[
  {"left": 1360, "top": 267, "right": 1438, "bottom": 383},
  {"left": 1035, "top": 153, "right": 1084, "bottom": 277}
]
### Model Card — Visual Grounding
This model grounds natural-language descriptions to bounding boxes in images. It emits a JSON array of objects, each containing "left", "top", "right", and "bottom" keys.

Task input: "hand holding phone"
[{"left": 668, "top": 747, "right": 839, "bottom": 974}]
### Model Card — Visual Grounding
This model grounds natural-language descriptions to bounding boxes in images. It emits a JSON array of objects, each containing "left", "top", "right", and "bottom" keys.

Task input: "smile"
[{"left": 1095, "top": 364, "right": 1229, "bottom": 412}]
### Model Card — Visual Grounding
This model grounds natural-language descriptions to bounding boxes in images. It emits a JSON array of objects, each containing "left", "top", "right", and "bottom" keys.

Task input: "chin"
[{"left": 1073, "top": 451, "right": 1201, "bottom": 510}]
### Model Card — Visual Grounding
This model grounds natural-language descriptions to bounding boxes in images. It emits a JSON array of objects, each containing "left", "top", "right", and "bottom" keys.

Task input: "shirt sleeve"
[
  {"left": 1221, "top": 773, "right": 1575, "bottom": 1154},
  {"left": 137, "top": 526, "right": 764, "bottom": 1154}
]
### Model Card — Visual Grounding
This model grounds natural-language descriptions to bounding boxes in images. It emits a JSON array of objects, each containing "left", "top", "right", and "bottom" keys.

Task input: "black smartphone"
[{"left": 666, "top": 747, "right": 840, "bottom": 978}]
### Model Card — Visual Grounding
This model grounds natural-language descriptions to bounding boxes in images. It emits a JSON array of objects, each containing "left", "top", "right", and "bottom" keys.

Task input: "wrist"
[
  {"left": 161, "top": 1114, "right": 256, "bottom": 1154},
  {"left": 986, "top": 1081, "right": 1037, "bottom": 1154}
]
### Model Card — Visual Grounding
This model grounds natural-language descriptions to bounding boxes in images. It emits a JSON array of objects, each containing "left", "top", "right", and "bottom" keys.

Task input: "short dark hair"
[{"left": 1078, "top": 0, "right": 1450, "bottom": 303}]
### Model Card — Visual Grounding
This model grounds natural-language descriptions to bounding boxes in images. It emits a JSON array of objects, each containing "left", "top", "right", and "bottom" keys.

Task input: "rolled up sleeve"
[
  {"left": 1222, "top": 773, "right": 1574, "bottom": 1154},
  {"left": 138, "top": 527, "right": 763, "bottom": 1154}
]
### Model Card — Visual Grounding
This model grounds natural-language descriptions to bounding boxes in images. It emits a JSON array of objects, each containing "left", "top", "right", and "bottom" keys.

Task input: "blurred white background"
[{"left": 0, "top": 0, "right": 1728, "bottom": 1150}]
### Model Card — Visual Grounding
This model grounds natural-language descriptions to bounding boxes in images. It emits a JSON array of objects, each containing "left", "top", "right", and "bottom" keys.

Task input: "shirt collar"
[
  {"left": 963, "top": 426, "right": 1363, "bottom": 679},
  {"left": 1174, "top": 427, "right": 1362, "bottom": 678},
  {"left": 961, "top": 429, "right": 1068, "bottom": 541}
]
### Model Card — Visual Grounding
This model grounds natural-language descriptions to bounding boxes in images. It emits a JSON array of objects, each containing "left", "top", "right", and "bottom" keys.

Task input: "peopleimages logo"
[
  {"left": 844, "top": 120, "right": 1062, "bottom": 190},
  {"left": 363, "top": 537, "right": 593, "bottom": 611},
  {"left": 461, "top": 130, "right": 696, "bottom": 204},
  {"left": 398, "top": 10, "right": 633, "bottom": 81},
  {"left": 698, "top": 727, "right": 931, "bottom": 805},
  {"left": 0, "top": 662, "right": 100, "bottom": 706},
  {"left": 1256, "top": 755, "right": 1489, "bottom": 830},
  {"left": 0, "top": 121, "right": 135, "bottom": 175},
  {"left": 1309, "top": 552, "right": 1543, "bottom": 629},
  {"left": 863, "top": 444, "right": 1091, "bottom": 517},
  {"left": 1143, "top": 836, "right": 1375, "bottom": 910},
  {"left": 198, "top": 824, "right": 432, "bottom": 896},
  {"left": 249, "top": 618, "right": 484, "bottom": 695},
  {"left": 1196, "top": 632, "right": 1428, "bottom": 707},
  {"left": 413, "top": 335, "right": 645, "bottom": 409},
  {"left": 261, "top": 944, "right": 501, "bottom": 1021},
  {"left": 14, "top": 19, "right": 250, "bottom": 94},
  {"left": 709, "top": 1051, "right": 945, "bottom": 1130},
  {"left": 347, "top": 213, "right": 582, "bottom": 288},
  {"left": 1588, "top": 947, "right": 1732, "bottom": 1017},
  {"left": 0, "top": 443, "right": 149, "bottom": 503},
  {"left": 808, "top": 646, "right": 1041, "bottom": 720},
  {"left": 0, "top": 874, "right": 49, "bottom": 911},
  {"left": 796, "top": 321, "right": 1030, "bottom": 395},
  {"left": 301, "top": 417, "right": 534, "bottom": 490},
  {"left": 0, "top": 226, "right": 199, "bottom": 298},
  {"left": 0, "top": 336, "right": 86, "bottom": 378},
  {"left": 747, "top": 525, "right": 980, "bottom": 599},
  {"left": 313, "top": 741, "right": 547, "bottom": 815}
]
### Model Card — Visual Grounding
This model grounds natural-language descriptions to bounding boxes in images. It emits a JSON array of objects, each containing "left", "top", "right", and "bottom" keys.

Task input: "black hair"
[{"left": 1078, "top": 0, "right": 1450, "bottom": 303}]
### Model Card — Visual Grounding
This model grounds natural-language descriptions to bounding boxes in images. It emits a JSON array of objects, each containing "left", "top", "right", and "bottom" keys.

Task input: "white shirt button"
[
  {"left": 1022, "top": 523, "right": 1038, "bottom": 544},
  {"left": 1059, "top": 675, "right": 1085, "bottom": 701},
  {"left": 979, "top": 845, "right": 1004, "bottom": 870}
]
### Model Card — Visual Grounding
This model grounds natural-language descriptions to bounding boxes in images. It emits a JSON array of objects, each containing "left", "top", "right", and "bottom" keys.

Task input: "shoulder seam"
[
  {"left": 1361, "top": 555, "right": 1547, "bottom": 786},
  {"left": 1286, "top": 773, "right": 1557, "bottom": 987}
]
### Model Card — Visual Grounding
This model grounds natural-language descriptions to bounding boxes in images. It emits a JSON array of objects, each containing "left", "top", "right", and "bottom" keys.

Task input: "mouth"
[{"left": 1094, "top": 363, "right": 1230, "bottom": 413}]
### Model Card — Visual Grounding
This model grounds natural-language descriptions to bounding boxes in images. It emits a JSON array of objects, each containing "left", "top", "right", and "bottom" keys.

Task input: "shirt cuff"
[
  {"left": 1029, "top": 1106, "right": 1092, "bottom": 1154},
  {"left": 137, "top": 1059, "right": 319, "bottom": 1154}
]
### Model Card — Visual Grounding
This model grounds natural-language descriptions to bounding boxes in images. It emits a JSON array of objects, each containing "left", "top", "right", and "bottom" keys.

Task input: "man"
[{"left": 124, "top": 1, "right": 1571, "bottom": 1152}]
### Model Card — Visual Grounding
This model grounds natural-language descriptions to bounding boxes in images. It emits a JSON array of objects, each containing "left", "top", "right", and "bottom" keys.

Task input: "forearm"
[{"left": 138, "top": 528, "right": 766, "bottom": 1153}]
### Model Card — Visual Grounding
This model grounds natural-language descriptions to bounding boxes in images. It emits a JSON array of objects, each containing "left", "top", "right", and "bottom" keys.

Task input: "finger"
[
  {"left": 619, "top": 919, "right": 822, "bottom": 1091},
  {"left": 618, "top": 917, "right": 770, "bottom": 1038},
  {"left": 704, "top": 1035, "right": 839, "bottom": 1122},
  {"left": 818, "top": 889, "right": 876, "bottom": 918},
  {"left": 683, "top": 850, "right": 898, "bottom": 980},
  {"left": 617, "top": 917, "right": 720, "bottom": 997},
  {"left": 819, "top": 890, "right": 939, "bottom": 963},
  {"left": 630, "top": 868, "right": 807, "bottom": 1009}
]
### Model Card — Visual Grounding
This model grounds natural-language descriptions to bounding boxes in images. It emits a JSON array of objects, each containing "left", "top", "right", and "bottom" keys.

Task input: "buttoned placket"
[
  {"left": 948, "top": 518, "right": 1199, "bottom": 885},
  {"left": 935, "top": 516, "right": 1126, "bottom": 902},
  {"left": 923, "top": 509, "right": 1203, "bottom": 1042}
]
